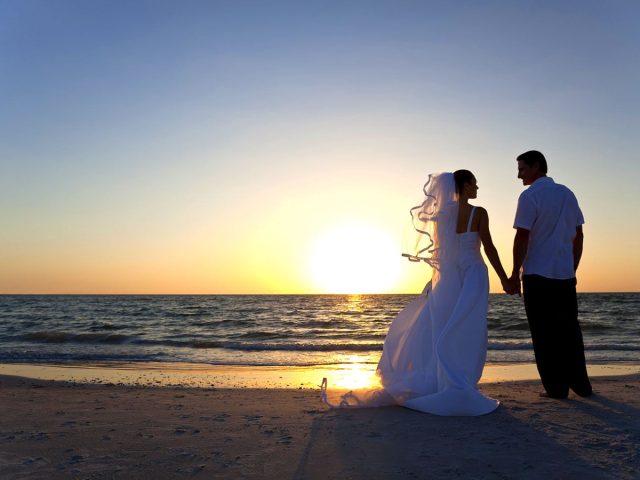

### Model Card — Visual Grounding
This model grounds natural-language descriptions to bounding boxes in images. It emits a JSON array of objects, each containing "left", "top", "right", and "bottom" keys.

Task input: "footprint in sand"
[
  {"left": 243, "top": 414, "right": 263, "bottom": 422},
  {"left": 67, "top": 454, "right": 84, "bottom": 465}
]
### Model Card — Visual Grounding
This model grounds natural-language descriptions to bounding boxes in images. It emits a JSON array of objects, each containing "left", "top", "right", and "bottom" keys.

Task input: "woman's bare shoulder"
[{"left": 474, "top": 206, "right": 489, "bottom": 217}]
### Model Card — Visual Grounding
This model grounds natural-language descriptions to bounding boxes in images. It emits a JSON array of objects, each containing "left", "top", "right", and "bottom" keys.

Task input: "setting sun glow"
[
  {"left": 308, "top": 223, "right": 401, "bottom": 294},
  {"left": 331, "top": 360, "right": 381, "bottom": 391}
]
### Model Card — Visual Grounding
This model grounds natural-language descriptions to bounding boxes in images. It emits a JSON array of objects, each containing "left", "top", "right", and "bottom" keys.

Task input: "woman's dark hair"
[
  {"left": 517, "top": 150, "right": 548, "bottom": 174},
  {"left": 453, "top": 169, "right": 475, "bottom": 194}
]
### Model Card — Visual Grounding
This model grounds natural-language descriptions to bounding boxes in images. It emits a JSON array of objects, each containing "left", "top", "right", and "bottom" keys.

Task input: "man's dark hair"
[
  {"left": 517, "top": 150, "right": 548, "bottom": 174},
  {"left": 453, "top": 169, "right": 475, "bottom": 194}
]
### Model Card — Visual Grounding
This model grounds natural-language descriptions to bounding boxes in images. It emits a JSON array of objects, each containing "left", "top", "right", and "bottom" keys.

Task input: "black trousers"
[{"left": 523, "top": 274, "right": 592, "bottom": 398}]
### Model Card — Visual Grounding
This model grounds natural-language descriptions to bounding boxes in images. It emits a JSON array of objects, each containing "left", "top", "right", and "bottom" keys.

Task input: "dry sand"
[{"left": 1, "top": 372, "right": 638, "bottom": 479}]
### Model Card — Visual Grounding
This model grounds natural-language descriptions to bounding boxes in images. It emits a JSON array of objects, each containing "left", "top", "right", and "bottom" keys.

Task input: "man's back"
[{"left": 514, "top": 177, "right": 583, "bottom": 280}]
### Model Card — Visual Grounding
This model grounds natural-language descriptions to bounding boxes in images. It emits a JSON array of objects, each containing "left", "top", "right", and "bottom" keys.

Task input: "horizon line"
[{"left": 1, "top": 291, "right": 638, "bottom": 296}]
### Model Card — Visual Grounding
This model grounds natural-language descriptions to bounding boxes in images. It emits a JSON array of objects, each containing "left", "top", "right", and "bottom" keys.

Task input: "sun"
[{"left": 308, "top": 223, "right": 402, "bottom": 293}]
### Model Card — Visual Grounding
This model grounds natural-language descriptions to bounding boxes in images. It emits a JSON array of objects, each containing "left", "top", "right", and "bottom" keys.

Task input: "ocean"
[{"left": 0, "top": 294, "right": 638, "bottom": 367}]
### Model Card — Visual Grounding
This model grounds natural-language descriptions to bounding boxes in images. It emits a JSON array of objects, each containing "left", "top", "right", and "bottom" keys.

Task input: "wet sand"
[
  {"left": 1, "top": 361, "right": 638, "bottom": 389},
  {"left": 0, "top": 365, "right": 638, "bottom": 479}
]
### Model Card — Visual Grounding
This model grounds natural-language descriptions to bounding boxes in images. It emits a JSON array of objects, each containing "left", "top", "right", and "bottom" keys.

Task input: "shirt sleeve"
[{"left": 514, "top": 193, "right": 536, "bottom": 230}]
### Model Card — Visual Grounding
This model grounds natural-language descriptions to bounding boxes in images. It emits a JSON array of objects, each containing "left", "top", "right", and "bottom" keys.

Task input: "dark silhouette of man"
[{"left": 510, "top": 150, "right": 592, "bottom": 399}]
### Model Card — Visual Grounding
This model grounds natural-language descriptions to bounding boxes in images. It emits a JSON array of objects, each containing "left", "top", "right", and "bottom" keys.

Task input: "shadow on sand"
[{"left": 293, "top": 386, "right": 638, "bottom": 479}]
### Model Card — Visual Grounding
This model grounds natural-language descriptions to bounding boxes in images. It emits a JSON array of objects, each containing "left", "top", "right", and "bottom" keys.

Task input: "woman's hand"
[{"left": 502, "top": 276, "right": 521, "bottom": 296}]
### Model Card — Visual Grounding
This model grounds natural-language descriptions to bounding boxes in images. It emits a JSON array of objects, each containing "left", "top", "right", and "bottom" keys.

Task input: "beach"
[
  {"left": 1, "top": 294, "right": 638, "bottom": 478},
  {"left": 1, "top": 364, "right": 638, "bottom": 479}
]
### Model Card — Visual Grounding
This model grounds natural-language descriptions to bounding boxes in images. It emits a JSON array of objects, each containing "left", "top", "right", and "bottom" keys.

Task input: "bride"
[{"left": 323, "top": 171, "right": 510, "bottom": 415}]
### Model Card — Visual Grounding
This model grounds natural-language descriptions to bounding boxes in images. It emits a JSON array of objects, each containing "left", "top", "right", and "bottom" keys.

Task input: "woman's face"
[{"left": 466, "top": 177, "right": 478, "bottom": 199}]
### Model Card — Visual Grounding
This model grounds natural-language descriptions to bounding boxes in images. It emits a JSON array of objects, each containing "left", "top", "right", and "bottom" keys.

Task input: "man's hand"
[
  {"left": 501, "top": 276, "right": 521, "bottom": 296},
  {"left": 509, "top": 275, "right": 522, "bottom": 296}
]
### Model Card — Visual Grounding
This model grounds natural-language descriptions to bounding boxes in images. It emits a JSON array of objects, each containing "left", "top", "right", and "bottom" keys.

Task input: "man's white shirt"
[{"left": 514, "top": 177, "right": 584, "bottom": 280}]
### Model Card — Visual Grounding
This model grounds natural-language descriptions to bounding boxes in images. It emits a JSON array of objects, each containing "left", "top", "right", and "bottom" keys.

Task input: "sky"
[{"left": 1, "top": 0, "right": 639, "bottom": 294}]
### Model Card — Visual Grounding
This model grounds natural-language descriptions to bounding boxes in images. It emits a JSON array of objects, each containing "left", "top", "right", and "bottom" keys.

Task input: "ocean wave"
[
  {"left": 487, "top": 342, "right": 640, "bottom": 352},
  {"left": 0, "top": 351, "right": 167, "bottom": 363},
  {"left": 487, "top": 342, "right": 532, "bottom": 350},
  {"left": 89, "top": 323, "right": 130, "bottom": 331},
  {"left": 584, "top": 344, "right": 640, "bottom": 351},
  {"left": 488, "top": 323, "right": 618, "bottom": 333},
  {"left": 17, "top": 332, "right": 383, "bottom": 351},
  {"left": 22, "top": 331, "right": 132, "bottom": 344},
  {"left": 188, "top": 341, "right": 383, "bottom": 352},
  {"left": 489, "top": 322, "right": 529, "bottom": 331},
  {"left": 16, "top": 330, "right": 640, "bottom": 354}
]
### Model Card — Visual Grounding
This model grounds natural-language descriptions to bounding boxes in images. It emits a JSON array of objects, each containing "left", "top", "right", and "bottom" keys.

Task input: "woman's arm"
[{"left": 477, "top": 207, "right": 510, "bottom": 288}]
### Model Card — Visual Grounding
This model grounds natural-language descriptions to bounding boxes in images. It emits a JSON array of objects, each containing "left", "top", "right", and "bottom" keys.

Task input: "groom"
[{"left": 507, "top": 150, "right": 592, "bottom": 399}]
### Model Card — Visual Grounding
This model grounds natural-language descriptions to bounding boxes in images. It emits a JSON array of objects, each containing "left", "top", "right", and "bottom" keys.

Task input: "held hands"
[{"left": 501, "top": 275, "right": 521, "bottom": 296}]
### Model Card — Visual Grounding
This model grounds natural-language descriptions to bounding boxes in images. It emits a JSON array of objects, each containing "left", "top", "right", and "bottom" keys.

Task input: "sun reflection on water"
[{"left": 343, "top": 294, "right": 365, "bottom": 313}]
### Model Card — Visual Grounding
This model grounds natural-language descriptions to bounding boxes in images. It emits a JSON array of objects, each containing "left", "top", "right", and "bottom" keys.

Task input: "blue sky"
[{"left": 2, "top": 1, "right": 639, "bottom": 292}]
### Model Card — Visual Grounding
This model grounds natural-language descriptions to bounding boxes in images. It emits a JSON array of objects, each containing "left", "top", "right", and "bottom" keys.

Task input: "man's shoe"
[{"left": 573, "top": 388, "right": 593, "bottom": 397}]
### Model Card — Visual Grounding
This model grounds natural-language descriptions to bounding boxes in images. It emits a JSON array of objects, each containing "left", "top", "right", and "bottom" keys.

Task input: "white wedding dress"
[
  {"left": 376, "top": 206, "right": 499, "bottom": 416},
  {"left": 322, "top": 173, "right": 499, "bottom": 416}
]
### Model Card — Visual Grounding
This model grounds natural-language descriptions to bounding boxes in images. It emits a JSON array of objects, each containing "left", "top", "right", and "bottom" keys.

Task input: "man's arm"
[
  {"left": 573, "top": 225, "right": 584, "bottom": 272},
  {"left": 510, "top": 228, "right": 530, "bottom": 294}
]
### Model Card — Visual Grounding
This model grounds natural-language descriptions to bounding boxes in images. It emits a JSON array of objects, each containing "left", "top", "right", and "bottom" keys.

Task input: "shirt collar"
[{"left": 529, "top": 176, "right": 554, "bottom": 189}]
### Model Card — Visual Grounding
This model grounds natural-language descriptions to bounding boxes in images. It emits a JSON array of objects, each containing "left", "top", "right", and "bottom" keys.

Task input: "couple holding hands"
[{"left": 324, "top": 150, "right": 592, "bottom": 416}]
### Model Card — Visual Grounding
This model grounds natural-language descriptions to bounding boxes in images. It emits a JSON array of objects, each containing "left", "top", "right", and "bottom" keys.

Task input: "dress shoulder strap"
[{"left": 466, "top": 206, "right": 476, "bottom": 232}]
